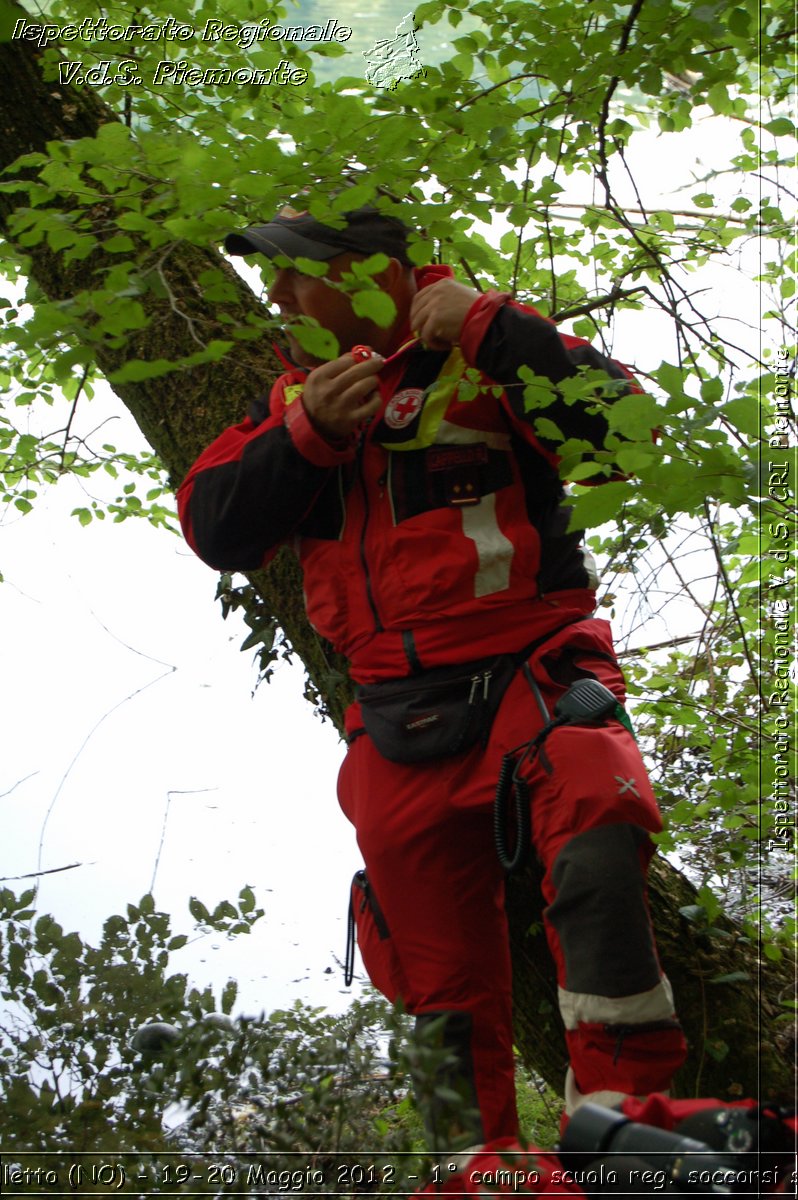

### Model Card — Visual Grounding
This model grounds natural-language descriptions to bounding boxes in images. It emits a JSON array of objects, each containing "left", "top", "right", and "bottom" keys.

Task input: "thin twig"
[
  {"left": 511, "top": 148, "right": 536, "bottom": 297},
  {"left": 596, "top": 0, "right": 648, "bottom": 203},
  {"left": 57, "top": 364, "right": 91, "bottom": 474},
  {"left": 149, "top": 787, "right": 218, "bottom": 895},
  {"left": 552, "top": 285, "right": 649, "bottom": 323},
  {"left": 616, "top": 632, "right": 705, "bottom": 657},
  {"left": 546, "top": 202, "right": 754, "bottom": 229},
  {"left": 0, "top": 862, "right": 85, "bottom": 882},
  {"left": 702, "top": 499, "right": 765, "bottom": 706},
  {"left": 156, "top": 262, "right": 206, "bottom": 347},
  {"left": 0, "top": 771, "right": 39, "bottom": 800}
]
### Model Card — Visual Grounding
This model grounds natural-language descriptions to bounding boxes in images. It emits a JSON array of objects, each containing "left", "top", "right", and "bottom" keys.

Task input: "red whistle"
[{"left": 352, "top": 337, "right": 420, "bottom": 367}]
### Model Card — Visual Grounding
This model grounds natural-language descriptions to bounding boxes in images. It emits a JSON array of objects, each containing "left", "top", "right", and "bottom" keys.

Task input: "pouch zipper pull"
[{"left": 469, "top": 670, "right": 492, "bottom": 704}]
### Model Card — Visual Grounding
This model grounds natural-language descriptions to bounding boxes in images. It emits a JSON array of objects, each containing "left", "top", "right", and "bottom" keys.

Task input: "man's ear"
[{"left": 377, "top": 256, "right": 412, "bottom": 290}]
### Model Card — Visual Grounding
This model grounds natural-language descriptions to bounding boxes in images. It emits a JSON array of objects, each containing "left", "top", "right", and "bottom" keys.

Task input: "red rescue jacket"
[{"left": 178, "top": 266, "right": 636, "bottom": 684}]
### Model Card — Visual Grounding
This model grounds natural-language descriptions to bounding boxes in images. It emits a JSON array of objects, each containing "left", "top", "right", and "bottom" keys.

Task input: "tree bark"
[{"left": 0, "top": 36, "right": 791, "bottom": 1102}]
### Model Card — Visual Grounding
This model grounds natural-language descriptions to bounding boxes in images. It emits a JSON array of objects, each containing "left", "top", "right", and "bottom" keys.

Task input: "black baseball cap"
[{"left": 224, "top": 204, "right": 412, "bottom": 265}]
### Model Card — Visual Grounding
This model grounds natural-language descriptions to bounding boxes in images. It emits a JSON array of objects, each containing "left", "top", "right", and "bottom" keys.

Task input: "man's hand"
[
  {"left": 409, "top": 278, "right": 480, "bottom": 350},
  {"left": 302, "top": 353, "right": 384, "bottom": 442}
]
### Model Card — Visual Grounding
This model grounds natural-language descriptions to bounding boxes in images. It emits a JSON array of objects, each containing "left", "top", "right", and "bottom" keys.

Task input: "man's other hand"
[
  {"left": 409, "top": 278, "right": 480, "bottom": 350},
  {"left": 302, "top": 353, "right": 384, "bottom": 442}
]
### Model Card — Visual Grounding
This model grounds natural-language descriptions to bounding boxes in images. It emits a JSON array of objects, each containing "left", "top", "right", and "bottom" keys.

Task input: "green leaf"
[
  {"left": 679, "top": 904, "right": 707, "bottom": 924},
  {"left": 700, "top": 376, "right": 723, "bottom": 405},
  {"left": 723, "top": 395, "right": 760, "bottom": 438},
  {"left": 565, "top": 460, "right": 606, "bottom": 482},
  {"left": 350, "top": 253, "right": 390, "bottom": 279},
  {"left": 189, "top": 898, "right": 210, "bottom": 925},
  {"left": 407, "top": 238, "right": 433, "bottom": 266},
  {"left": 653, "top": 363, "right": 688, "bottom": 400},
  {"left": 290, "top": 322, "right": 340, "bottom": 361},
  {"left": 351, "top": 289, "right": 397, "bottom": 327},
  {"left": 611, "top": 443, "right": 655, "bottom": 477},
  {"left": 533, "top": 417, "right": 564, "bottom": 442},
  {"left": 293, "top": 257, "right": 330, "bottom": 277},
  {"left": 108, "top": 358, "right": 177, "bottom": 384},
  {"left": 766, "top": 118, "right": 796, "bottom": 137},
  {"left": 566, "top": 482, "right": 629, "bottom": 531},
  {"left": 221, "top": 980, "right": 238, "bottom": 1014},
  {"left": 606, "top": 393, "right": 660, "bottom": 439}
]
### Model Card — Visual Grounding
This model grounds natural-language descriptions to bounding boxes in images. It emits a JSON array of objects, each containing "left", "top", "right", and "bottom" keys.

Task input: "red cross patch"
[{"left": 384, "top": 388, "right": 424, "bottom": 429}]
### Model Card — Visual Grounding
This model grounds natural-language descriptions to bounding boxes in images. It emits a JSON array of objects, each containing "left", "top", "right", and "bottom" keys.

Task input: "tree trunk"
[{"left": 0, "top": 36, "right": 791, "bottom": 1103}]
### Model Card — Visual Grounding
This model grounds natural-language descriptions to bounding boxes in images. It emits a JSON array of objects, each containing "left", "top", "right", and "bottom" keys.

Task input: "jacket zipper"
[
  {"left": 353, "top": 870, "right": 390, "bottom": 939},
  {"left": 356, "top": 435, "right": 383, "bottom": 633}
]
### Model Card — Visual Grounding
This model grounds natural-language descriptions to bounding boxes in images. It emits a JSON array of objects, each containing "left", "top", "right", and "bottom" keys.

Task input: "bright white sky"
[
  {"left": 1, "top": 449, "right": 362, "bottom": 1016},
  {"left": 0, "top": 15, "right": 781, "bottom": 1030}
]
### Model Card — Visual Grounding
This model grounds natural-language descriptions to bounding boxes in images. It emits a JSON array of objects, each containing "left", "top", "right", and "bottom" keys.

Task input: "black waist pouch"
[{"left": 356, "top": 653, "right": 518, "bottom": 764}]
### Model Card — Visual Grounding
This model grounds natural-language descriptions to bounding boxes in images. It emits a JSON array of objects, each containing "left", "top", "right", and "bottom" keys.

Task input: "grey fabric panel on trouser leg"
[
  {"left": 412, "top": 1010, "right": 484, "bottom": 1149},
  {"left": 546, "top": 823, "right": 661, "bottom": 997}
]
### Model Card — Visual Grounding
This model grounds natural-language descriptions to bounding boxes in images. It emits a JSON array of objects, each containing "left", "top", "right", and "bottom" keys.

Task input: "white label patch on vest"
[{"left": 384, "top": 388, "right": 424, "bottom": 429}]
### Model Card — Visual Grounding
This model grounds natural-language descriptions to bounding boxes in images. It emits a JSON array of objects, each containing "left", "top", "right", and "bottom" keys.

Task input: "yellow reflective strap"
[
  {"left": 391, "top": 335, "right": 422, "bottom": 359},
  {"left": 378, "top": 349, "right": 468, "bottom": 452},
  {"left": 283, "top": 383, "right": 304, "bottom": 407}
]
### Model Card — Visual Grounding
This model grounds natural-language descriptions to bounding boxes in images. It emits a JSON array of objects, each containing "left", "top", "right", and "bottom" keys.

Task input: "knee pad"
[{"left": 547, "top": 823, "right": 660, "bottom": 997}]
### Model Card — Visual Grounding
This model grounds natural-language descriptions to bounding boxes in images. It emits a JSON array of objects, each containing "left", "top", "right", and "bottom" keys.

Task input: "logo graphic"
[
  {"left": 384, "top": 388, "right": 424, "bottom": 429},
  {"left": 364, "top": 13, "right": 426, "bottom": 89},
  {"left": 615, "top": 776, "right": 641, "bottom": 798}
]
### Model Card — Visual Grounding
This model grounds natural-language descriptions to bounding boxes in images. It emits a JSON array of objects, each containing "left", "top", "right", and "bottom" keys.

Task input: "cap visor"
[{"left": 224, "top": 225, "right": 341, "bottom": 261}]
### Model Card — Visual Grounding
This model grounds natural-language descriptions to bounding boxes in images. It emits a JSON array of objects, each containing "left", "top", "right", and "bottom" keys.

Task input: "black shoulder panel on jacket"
[
  {"left": 476, "top": 305, "right": 629, "bottom": 449},
  {"left": 187, "top": 423, "right": 334, "bottom": 571}
]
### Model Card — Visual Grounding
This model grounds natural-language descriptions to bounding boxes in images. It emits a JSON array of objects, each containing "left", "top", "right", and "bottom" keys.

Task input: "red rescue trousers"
[{"left": 339, "top": 619, "right": 687, "bottom": 1143}]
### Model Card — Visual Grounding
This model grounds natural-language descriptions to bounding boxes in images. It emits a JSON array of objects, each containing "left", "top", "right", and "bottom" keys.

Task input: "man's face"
[{"left": 267, "top": 252, "right": 396, "bottom": 367}]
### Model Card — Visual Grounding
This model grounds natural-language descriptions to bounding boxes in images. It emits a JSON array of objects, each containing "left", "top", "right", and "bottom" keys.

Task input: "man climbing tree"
[{"left": 178, "top": 200, "right": 686, "bottom": 1144}]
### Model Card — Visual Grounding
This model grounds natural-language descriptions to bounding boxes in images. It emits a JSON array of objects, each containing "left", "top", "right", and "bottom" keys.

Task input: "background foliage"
[
  {"left": 0, "top": 0, "right": 795, "bottom": 1159},
  {"left": 0, "top": 884, "right": 559, "bottom": 1188}
]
